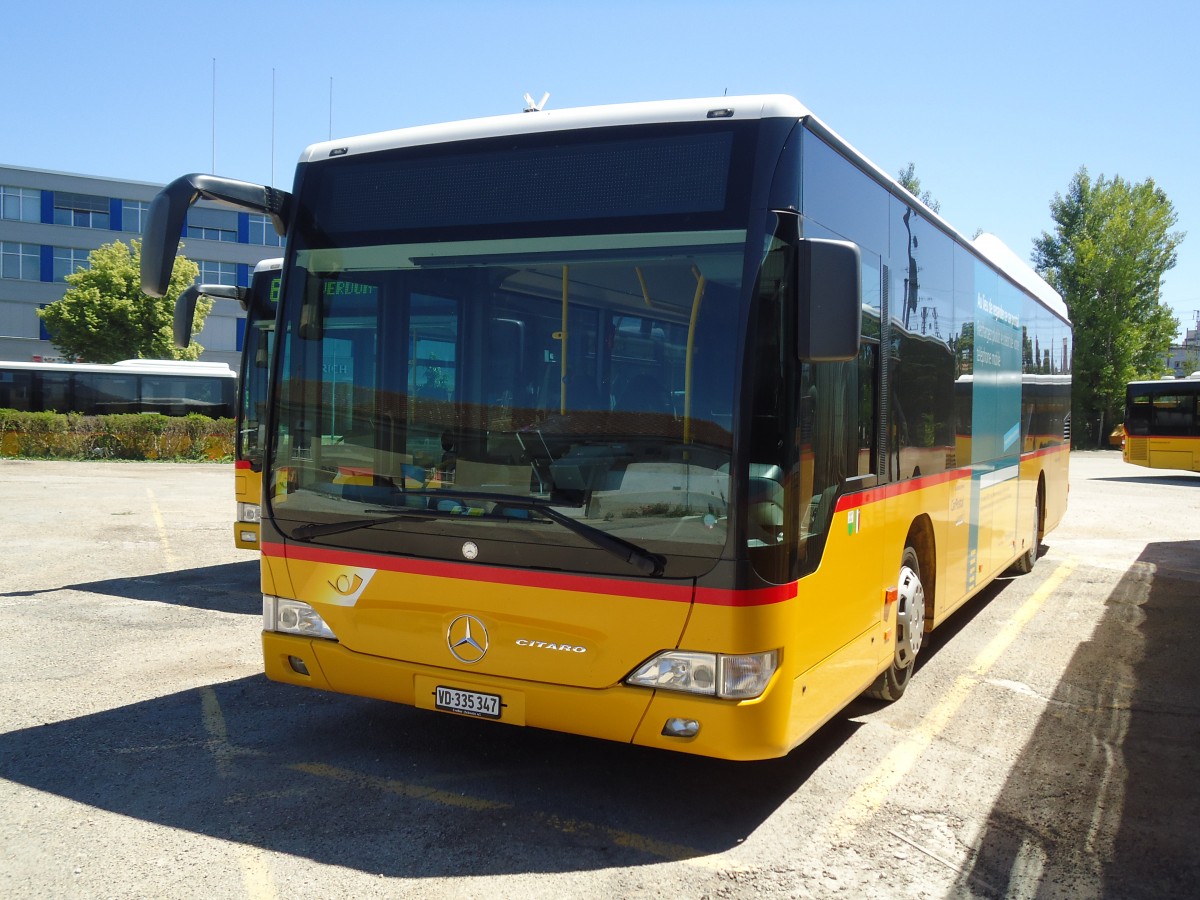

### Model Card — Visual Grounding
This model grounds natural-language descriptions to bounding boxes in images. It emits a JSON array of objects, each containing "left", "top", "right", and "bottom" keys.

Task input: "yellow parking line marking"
[
  {"left": 830, "top": 558, "right": 1077, "bottom": 841},
  {"left": 234, "top": 846, "right": 278, "bottom": 900},
  {"left": 200, "top": 686, "right": 279, "bottom": 900},
  {"left": 146, "top": 487, "right": 179, "bottom": 568},
  {"left": 292, "top": 762, "right": 507, "bottom": 811},
  {"left": 200, "top": 686, "right": 234, "bottom": 779},
  {"left": 967, "top": 561, "right": 1076, "bottom": 677},
  {"left": 291, "top": 762, "right": 702, "bottom": 861}
]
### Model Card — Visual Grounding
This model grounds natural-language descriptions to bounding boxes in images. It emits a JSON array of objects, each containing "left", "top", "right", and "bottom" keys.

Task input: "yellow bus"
[
  {"left": 140, "top": 96, "right": 1072, "bottom": 760},
  {"left": 176, "top": 259, "right": 282, "bottom": 549},
  {"left": 1123, "top": 377, "right": 1200, "bottom": 472}
]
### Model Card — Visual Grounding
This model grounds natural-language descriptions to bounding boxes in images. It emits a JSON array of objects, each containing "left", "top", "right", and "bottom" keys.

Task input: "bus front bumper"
[{"left": 262, "top": 631, "right": 798, "bottom": 760}]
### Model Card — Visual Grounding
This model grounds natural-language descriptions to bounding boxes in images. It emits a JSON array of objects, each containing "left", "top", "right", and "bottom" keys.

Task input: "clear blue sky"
[{"left": 5, "top": 0, "right": 1198, "bottom": 339}]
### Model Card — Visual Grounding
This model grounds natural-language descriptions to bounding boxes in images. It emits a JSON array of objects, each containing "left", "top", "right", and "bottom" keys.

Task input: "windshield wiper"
[
  {"left": 493, "top": 494, "right": 666, "bottom": 577},
  {"left": 288, "top": 490, "right": 666, "bottom": 577},
  {"left": 287, "top": 489, "right": 526, "bottom": 541},
  {"left": 289, "top": 508, "right": 440, "bottom": 540}
]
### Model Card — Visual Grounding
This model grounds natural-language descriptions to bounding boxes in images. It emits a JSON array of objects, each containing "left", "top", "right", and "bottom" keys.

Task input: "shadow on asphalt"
[
  {"left": 0, "top": 667, "right": 863, "bottom": 874},
  {"left": 1092, "top": 474, "right": 1200, "bottom": 486},
  {"left": 0, "top": 539, "right": 1068, "bottom": 878},
  {"left": 957, "top": 540, "right": 1200, "bottom": 898},
  {"left": 0, "top": 560, "right": 261, "bottom": 615}
]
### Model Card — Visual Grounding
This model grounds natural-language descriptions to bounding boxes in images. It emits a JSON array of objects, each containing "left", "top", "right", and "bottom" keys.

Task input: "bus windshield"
[
  {"left": 269, "top": 230, "right": 746, "bottom": 577},
  {"left": 265, "top": 121, "right": 764, "bottom": 577}
]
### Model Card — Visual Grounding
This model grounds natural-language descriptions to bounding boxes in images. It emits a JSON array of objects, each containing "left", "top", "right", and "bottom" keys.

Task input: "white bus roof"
[
  {"left": 298, "top": 95, "right": 811, "bottom": 163},
  {"left": 1129, "top": 376, "right": 1200, "bottom": 387},
  {"left": 972, "top": 233, "right": 1068, "bottom": 321},
  {"left": 0, "top": 359, "right": 235, "bottom": 376}
]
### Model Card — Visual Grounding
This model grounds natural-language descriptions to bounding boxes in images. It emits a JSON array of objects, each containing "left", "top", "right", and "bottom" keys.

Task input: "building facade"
[
  {"left": 1166, "top": 318, "right": 1200, "bottom": 378},
  {"left": 1, "top": 164, "right": 283, "bottom": 368}
]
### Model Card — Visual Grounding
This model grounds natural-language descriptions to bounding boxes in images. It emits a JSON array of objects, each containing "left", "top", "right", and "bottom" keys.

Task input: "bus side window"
[
  {"left": 0, "top": 370, "right": 33, "bottom": 411},
  {"left": 1126, "top": 395, "right": 1151, "bottom": 435}
]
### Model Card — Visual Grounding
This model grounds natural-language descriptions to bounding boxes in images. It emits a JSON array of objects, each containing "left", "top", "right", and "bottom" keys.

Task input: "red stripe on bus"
[
  {"left": 267, "top": 541, "right": 693, "bottom": 603},
  {"left": 835, "top": 467, "right": 970, "bottom": 512},
  {"left": 694, "top": 582, "right": 796, "bottom": 606},
  {"left": 235, "top": 459, "right": 252, "bottom": 470},
  {"left": 834, "top": 443, "right": 1070, "bottom": 512},
  {"left": 263, "top": 541, "right": 795, "bottom": 607},
  {"left": 1129, "top": 433, "right": 1200, "bottom": 441},
  {"left": 1025, "top": 443, "right": 1071, "bottom": 461}
]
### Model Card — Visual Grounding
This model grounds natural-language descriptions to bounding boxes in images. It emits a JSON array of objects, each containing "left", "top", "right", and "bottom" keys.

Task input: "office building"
[
  {"left": 1166, "top": 315, "right": 1200, "bottom": 377},
  {"left": 1, "top": 163, "right": 283, "bottom": 368}
]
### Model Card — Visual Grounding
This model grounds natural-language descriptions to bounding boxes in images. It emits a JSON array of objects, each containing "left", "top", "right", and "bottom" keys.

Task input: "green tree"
[
  {"left": 897, "top": 162, "right": 941, "bottom": 213},
  {"left": 1033, "top": 167, "right": 1183, "bottom": 447},
  {"left": 1176, "top": 341, "right": 1200, "bottom": 378},
  {"left": 38, "top": 240, "right": 204, "bottom": 363}
]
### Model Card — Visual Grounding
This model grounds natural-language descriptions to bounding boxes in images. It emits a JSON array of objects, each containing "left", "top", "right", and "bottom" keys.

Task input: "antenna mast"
[{"left": 211, "top": 58, "right": 217, "bottom": 173}]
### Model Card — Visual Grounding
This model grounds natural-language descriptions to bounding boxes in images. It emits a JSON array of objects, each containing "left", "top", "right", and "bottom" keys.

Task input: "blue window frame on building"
[
  {"left": 186, "top": 207, "right": 238, "bottom": 243},
  {"left": 247, "top": 214, "right": 284, "bottom": 247},
  {"left": 53, "top": 247, "right": 92, "bottom": 281},
  {"left": 52, "top": 192, "right": 111, "bottom": 229},
  {"left": 1, "top": 186, "right": 41, "bottom": 223},
  {"left": 197, "top": 260, "right": 238, "bottom": 286},
  {"left": 1, "top": 242, "right": 40, "bottom": 280},
  {"left": 122, "top": 200, "right": 150, "bottom": 233}
]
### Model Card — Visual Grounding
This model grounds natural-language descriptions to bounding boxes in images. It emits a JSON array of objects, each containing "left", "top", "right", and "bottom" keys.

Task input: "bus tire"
[
  {"left": 866, "top": 546, "right": 925, "bottom": 702},
  {"left": 1008, "top": 488, "right": 1041, "bottom": 575}
]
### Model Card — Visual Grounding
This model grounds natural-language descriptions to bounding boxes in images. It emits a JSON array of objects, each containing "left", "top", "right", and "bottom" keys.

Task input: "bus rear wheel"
[
  {"left": 1008, "top": 489, "right": 1041, "bottom": 575},
  {"left": 866, "top": 546, "right": 925, "bottom": 702}
]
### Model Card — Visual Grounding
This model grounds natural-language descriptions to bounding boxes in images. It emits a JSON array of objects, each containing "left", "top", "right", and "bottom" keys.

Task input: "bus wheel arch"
[
  {"left": 905, "top": 515, "right": 936, "bottom": 624},
  {"left": 866, "top": 517, "right": 933, "bottom": 702}
]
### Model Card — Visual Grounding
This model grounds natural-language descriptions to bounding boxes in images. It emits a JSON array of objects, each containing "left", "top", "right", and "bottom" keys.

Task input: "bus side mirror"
[
  {"left": 173, "top": 283, "right": 245, "bottom": 349},
  {"left": 796, "top": 238, "right": 862, "bottom": 362},
  {"left": 141, "top": 173, "right": 292, "bottom": 298},
  {"left": 174, "top": 286, "right": 200, "bottom": 349}
]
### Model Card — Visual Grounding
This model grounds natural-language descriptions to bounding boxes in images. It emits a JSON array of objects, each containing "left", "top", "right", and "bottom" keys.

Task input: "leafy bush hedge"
[{"left": 0, "top": 409, "right": 234, "bottom": 461}]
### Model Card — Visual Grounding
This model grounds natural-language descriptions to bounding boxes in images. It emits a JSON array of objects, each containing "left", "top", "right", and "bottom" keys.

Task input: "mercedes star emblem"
[{"left": 446, "top": 614, "right": 489, "bottom": 664}]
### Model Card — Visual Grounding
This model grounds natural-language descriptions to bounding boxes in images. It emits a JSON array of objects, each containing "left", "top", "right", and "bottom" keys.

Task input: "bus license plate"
[{"left": 435, "top": 686, "right": 502, "bottom": 719}]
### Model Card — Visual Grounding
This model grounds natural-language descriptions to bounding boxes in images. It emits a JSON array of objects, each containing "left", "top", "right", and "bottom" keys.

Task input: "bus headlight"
[
  {"left": 263, "top": 595, "right": 337, "bottom": 641},
  {"left": 625, "top": 649, "right": 779, "bottom": 700},
  {"left": 237, "top": 502, "right": 261, "bottom": 523}
]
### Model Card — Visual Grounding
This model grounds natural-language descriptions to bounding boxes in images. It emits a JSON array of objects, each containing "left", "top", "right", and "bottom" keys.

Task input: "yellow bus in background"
[
  {"left": 176, "top": 258, "right": 281, "bottom": 548},
  {"left": 142, "top": 96, "right": 1072, "bottom": 760},
  {"left": 1123, "top": 376, "right": 1200, "bottom": 472}
]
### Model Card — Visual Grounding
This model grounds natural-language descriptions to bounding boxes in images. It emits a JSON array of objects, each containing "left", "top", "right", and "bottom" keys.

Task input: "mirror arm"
[
  {"left": 173, "top": 283, "right": 247, "bottom": 348},
  {"left": 141, "top": 173, "right": 292, "bottom": 298}
]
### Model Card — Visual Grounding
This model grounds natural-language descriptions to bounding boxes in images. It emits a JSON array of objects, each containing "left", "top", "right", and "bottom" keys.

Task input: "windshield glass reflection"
[{"left": 269, "top": 232, "right": 746, "bottom": 572}]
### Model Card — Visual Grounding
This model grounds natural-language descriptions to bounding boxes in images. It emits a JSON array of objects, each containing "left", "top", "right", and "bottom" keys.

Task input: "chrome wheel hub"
[{"left": 894, "top": 564, "right": 925, "bottom": 668}]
